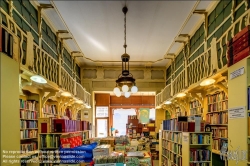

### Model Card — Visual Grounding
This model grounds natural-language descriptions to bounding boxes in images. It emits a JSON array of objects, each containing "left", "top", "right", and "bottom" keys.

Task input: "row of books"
[
  {"left": 207, "top": 101, "right": 228, "bottom": 112},
  {"left": 20, "top": 120, "right": 37, "bottom": 129},
  {"left": 162, "top": 149, "right": 182, "bottom": 164},
  {"left": 190, "top": 134, "right": 210, "bottom": 145},
  {"left": 190, "top": 163, "right": 210, "bottom": 166},
  {"left": 20, "top": 99, "right": 38, "bottom": 111},
  {"left": 20, "top": 142, "right": 37, "bottom": 153},
  {"left": 42, "top": 104, "right": 57, "bottom": 115},
  {"left": 162, "top": 141, "right": 182, "bottom": 155},
  {"left": 211, "top": 127, "right": 228, "bottom": 138},
  {"left": 212, "top": 138, "right": 227, "bottom": 151},
  {"left": 190, "top": 149, "right": 210, "bottom": 161},
  {"left": 206, "top": 112, "right": 228, "bottom": 124},
  {"left": 20, "top": 130, "right": 38, "bottom": 139},
  {"left": 20, "top": 110, "right": 38, "bottom": 119},
  {"left": 207, "top": 92, "right": 228, "bottom": 104},
  {"left": 163, "top": 119, "right": 205, "bottom": 132},
  {"left": 190, "top": 107, "right": 203, "bottom": 115},
  {"left": 190, "top": 100, "right": 202, "bottom": 108},
  {"left": 40, "top": 134, "right": 61, "bottom": 148},
  {"left": 162, "top": 131, "right": 182, "bottom": 144},
  {"left": 38, "top": 117, "right": 91, "bottom": 133}
]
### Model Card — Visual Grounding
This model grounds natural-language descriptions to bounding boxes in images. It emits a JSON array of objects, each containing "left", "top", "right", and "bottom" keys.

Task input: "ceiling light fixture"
[
  {"left": 165, "top": 100, "right": 172, "bottom": 105},
  {"left": 200, "top": 78, "right": 215, "bottom": 86},
  {"left": 30, "top": 75, "right": 47, "bottom": 84},
  {"left": 113, "top": 6, "right": 138, "bottom": 98},
  {"left": 61, "top": 91, "right": 72, "bottom": 97},
  {"left": 176, "top": 92, "right": 186, "bottom": 98}
]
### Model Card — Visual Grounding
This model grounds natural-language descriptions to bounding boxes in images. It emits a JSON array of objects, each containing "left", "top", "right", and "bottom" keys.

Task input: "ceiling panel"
[{"left": 52, "top": 1, "right": 197, "bottom": 65}]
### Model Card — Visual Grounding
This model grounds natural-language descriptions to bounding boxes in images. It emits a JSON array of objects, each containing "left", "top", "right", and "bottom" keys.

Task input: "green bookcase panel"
[
  {"left": 234, "top": 5, "right": 245, "bottom": 21},
  {"left": 1, "top": 12, "right": 7, "bottom": 26},
  {"left": 0, "top": 0, "right": 9, "bottom": 13},
  {"left": 13, "top": 0, "right": 22, "bottom": 13}
]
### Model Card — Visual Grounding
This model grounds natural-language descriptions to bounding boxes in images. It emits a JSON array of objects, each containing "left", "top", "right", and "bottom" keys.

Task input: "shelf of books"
[
  {"left": 161, "top": 117, "right": 210, "bottom": 166},
  {"left": 19, "top": 96, "right": 39, "bottom": 163},
  {"left": 206, "top": 91, "right": 228, "bottom": 163},
  {"left": 182, "top": 132, "right": 212, "bottom": 166},
  {"left": 190, "top": 99, "right": 203, "bottom": 117},
  {"left": 162, "top": 130, "right": 182, "bottom": 166},
  {"left": 41, "top": 101, "right": 58, "bottom": 118}
]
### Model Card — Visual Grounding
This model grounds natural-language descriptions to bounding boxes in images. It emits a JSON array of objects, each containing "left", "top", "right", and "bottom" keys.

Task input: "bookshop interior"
[{"left": 2, "top": 0, "right": 250, "bottom": 166}]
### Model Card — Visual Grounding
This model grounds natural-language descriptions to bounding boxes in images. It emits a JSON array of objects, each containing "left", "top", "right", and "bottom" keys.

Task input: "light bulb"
[
  {"left": 113, "top": 87, "right": 120, "bottom": 94},
  {"left": 124, "top": 92, "right": 131, "bottom": 98},
  {"left": 116, "top": 91, "right": 121, "bottom": 97},
  {"left": 131, "top": 86, "right": 138, "bottom": 93},
  {"left": 122, "top": 85, "right": 129, "bottom": 92}
]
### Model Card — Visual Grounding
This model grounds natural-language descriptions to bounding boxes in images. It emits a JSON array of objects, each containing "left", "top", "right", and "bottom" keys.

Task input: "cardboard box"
[
  {"left": 100, "top": 137, "right": 115, "bottom": 147},
  {"left": 93, "top": 145, "right": 112, "bottom": 157}
]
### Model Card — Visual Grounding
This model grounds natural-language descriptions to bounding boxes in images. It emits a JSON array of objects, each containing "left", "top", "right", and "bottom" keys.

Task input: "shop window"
[{"left": 96, "top": 107, "right": 109, "bottom": 118}]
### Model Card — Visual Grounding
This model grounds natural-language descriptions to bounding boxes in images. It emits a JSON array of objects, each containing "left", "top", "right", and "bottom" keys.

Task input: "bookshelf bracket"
[
  {"left": 190, "top": 93, "right": 204, "bottom": 107},
  {"left": 41, "top": 91, "right": 56, "bottom": 106},
  {"left": 214, "top": 82, "right": 228, "bottom": 96}
]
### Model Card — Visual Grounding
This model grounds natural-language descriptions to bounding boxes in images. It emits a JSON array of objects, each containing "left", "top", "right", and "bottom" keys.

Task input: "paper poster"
[
  {"left": 139, "top": 108, "right": 150, "bottom": 124},
  {"left": 228, "top": 106, "right": 245, "bottom": 119}
]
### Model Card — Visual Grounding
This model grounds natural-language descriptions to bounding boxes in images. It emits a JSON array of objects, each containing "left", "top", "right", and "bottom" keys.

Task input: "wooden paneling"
[
  {"left": 110, "top": 95, "right": 155, "bottom": 106},
  {"left": 142, "top": 96, "right": 155, "bottom": 105},
  {"left": 95, "top": 93, "right": 110, "bottom": 106}
]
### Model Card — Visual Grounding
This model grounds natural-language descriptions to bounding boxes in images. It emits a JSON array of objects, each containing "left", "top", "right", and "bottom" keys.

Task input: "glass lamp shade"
[
  {"left": 165, "top": 100, "right": 172, "bottom": 104},
  {"left": 113, "top": 87, "right": 120, "bottom": 94},
  {"left": 122, "top": 85, "right": 129, "bottom": 92},
  {"left": 116, "top": 91, "right": 122, "bottom": 97},
  {"left": 131, "top": 86, "right": 138, "bottom": 93},
  {"left": 61, "top": 91, "right": 72, "bottom": 97},
  {"left": 124, "top": 92, "right": 131, "bottom": 98},
  {"left": 200, "top": 78, "right": 215, "bottom": 86},
  {"left": 30, "top": 75, "right": 47, "bottom": 84}
]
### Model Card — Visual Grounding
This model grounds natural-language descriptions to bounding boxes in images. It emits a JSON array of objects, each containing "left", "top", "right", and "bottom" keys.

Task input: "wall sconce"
[
  {"left": 165, "top": 100, "right": 172, "bottom": 105},
  {"left": 176, "top": 92, "right": 186, "bottom": 98},
  {"left": 30, "top": 75, "right": 47, "bottom": 84},
  {"left": 61, "top": 91, "right": 72, "bottom": 97},
  {"left": 200, "top": 78, "right": 215, "bottom": 86}
]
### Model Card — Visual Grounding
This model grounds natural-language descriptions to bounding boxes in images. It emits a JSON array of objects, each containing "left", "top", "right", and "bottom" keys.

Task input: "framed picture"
[
  {"left": 83, "top": 110, "right": 89, "bottom": 119},
  {"left": 205, "top": 124, "right": 211, "bottom": 132}
]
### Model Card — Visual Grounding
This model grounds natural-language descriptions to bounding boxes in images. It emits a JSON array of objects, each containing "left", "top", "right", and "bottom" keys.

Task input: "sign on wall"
[
  {"left": 139, "top": 108, "right": 150, "bottom": 124},
  {"left": 229, "top": 106, "right": 246, "bottom": 119}
]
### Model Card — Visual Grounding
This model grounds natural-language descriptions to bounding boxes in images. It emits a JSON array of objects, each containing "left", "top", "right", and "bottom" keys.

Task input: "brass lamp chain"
[{"left": 124, "top": 7, "right": 127, "bottom": 54}]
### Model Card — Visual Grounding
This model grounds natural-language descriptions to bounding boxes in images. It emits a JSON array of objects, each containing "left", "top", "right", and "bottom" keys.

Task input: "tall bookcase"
[
  {"left": 161, "top": 130, "right": 212, "bottom": 166},
  {"left": 228, "top": 57, "right": 249, "bottom": 166},
  {"left": 19, "top": 93, "right": 40, "bottom": 164},
  {"left": 162, "top": 130, "right": 182, "bottom": 166},
  {"left": 206, "top": 91, "right": 228, "bottom": 155},
  {"left": 182, "top": 132, "right": 212, "bottom": 166}
]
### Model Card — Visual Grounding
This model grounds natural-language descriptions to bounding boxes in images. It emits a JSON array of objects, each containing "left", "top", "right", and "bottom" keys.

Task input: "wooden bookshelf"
[
  {"left": 182, "top": 132, "right": 212, "bottom": 166},
  {"left": 19, "top": 96, "right": 39, "bottom": 161},
  {"left": 161, "top": 130, "right": 212, "bottom": 166},
  {"left": 205, "top": 91, "right": 228, "bottom": 155},
  {"left": 189, "top": 99, "right": 203, "bottom": 117}
]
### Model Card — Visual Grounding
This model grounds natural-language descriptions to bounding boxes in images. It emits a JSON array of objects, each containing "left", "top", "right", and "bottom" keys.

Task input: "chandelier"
[{"left": 113, "top": 6, "right": 138, "bottom": 98}]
